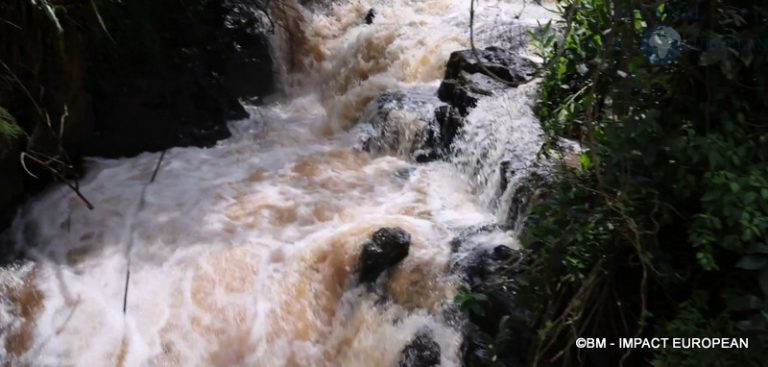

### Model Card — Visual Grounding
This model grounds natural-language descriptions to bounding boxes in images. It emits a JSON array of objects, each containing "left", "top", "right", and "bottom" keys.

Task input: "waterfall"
[{"left": 0, "top": 1, "right": 553, "bottom": 365}]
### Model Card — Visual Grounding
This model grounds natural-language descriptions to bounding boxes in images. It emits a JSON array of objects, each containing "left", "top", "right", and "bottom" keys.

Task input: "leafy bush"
[{"left": 516, "top": 0, "right": 768, "bottom": 365}]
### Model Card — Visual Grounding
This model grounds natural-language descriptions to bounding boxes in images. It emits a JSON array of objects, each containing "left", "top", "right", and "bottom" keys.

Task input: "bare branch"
[{"left": 19, "top": 152, "right": 40, "bottom": 179}]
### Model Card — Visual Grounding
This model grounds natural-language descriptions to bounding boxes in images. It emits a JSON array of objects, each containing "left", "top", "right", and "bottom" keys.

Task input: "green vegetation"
[
  {"left": 0, "top": 106, "right": 23, "bottom": 145},
  {"left": 456, "top": 287, "right": 491, "bottom": 317},
  {"left": 464, "top": 0, "right": 768, "bottom": 365},
  {"left": 525, "top": 0, "right": 768, "bottom": 365}
]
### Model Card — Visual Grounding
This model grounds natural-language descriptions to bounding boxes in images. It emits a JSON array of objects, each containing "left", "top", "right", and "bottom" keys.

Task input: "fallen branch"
[
  {"left": 20, "top": 151, "right": 94, "bottom": 210},
  {"left": 18, "top": 106, "right": 94, "bottom": 210}
]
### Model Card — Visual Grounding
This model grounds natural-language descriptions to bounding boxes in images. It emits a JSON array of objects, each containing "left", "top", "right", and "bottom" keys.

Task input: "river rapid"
[{"left": 0, "top": 1, "right": 552, "bottom": 366}]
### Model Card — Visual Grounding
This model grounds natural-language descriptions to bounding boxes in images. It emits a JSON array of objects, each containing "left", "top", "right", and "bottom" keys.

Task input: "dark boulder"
[
  {"left": 437, "top": 71, "right": 506, "bottom": 115},
  {"left": 452, "top": 242, "right": 535, "bottom": 367},
  {"left": 437, "top": 47, "right": 534, "bottom": 115},
  {"left": 78, "top": 0, "right": 274, "bottom": 158},
  {"left": 0, "top": 0, "right": 275, "bottom": 232},
  {"left": 399, "top": 329, "right": 441, "bottom": 367},
  {"left": 358, "top": 227, "right": 411, "bottom": 283},
  {"left": 217, "top": 0, "right": 275, "bottom": 100},
  {"left": 443, "top": 46, "right": 535, "bottom": 85}
]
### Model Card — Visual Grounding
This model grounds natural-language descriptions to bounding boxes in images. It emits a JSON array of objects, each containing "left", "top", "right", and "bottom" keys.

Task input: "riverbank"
[{"left": 1, "top": 0, "right": 276, "bottom": 232}]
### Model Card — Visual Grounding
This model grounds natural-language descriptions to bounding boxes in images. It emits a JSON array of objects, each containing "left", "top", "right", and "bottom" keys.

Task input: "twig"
[
  {"left": 122, "top": 150, "right": 167, "bottom": 314},
  {"left": 20, "top": 151, "right": 94, "bottom": 209},
  {"left": 90, "top": 0, "right": 116, "bottom": 44},
  {"left": 0, "top": 17, "right": 23, "bottom": 30}
]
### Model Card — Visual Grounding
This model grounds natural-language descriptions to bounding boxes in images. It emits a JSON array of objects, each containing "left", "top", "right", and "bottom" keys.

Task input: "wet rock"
[
  {"left": 499, "top": 160, "right": 513, "bottom": 193},
  {"left": 437, "top": 72, "right": 506, "bottom": 115},
  {"left": 360, "top": 90, "right": 443, "bottom": 161},
  {"left": 448, "top": 224, "right": 507, "bottom": 253},
  {"left": 414, "top": 150, "right": 439, "bottom": 163},
  {"left": 217, "top": 0, "right": 275, "bottom": 99},
  {"left": 500, "top": 172, "right": 541, "bottom": 229},
  {"left": 505, "top": 181, "right": 533, "bottom": 229},
  {"left": 443, "top": 46, "right": 535, "bottom": 85},
  {"left": 459, "top": 245, "right": 525, "bottom": 288},
  {"left": 447, "top": 224, "right": 535, "bottom": 364},
  {"left": 433, "top": 105, "right": 464, "bottom": 151},
  {"left": 499, "top": 160, "right": 529, "bottom": 227},
  {"left": 437, "top": 47, "right": 534, "bottom": 115},
  {"left": 0, "top": 0, "right": 276, "bottom": 230},
  {"left": 365, "top": 8, "right": 376, "bottom": 24},
  {"left": 358, "top": 227, "right": 411, "bottom": 283},
  {"left": 79, "top": 0, "right": 274, "bottom": 158},
  {"left": 399, "top": 329, "right": 441, "bottom": 367},
  {"left": 453, "top": 244, "right": 535, "bottom": 367}
]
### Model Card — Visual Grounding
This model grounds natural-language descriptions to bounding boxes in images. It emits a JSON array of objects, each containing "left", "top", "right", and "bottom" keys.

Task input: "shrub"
[{"left": 516, "top": 0, "right": 768, "bottom": 365}]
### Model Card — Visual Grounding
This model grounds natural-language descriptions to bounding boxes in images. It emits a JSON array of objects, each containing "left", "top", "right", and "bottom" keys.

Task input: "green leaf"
[
  {"left": 0, "top": 106, "right": 24, "bottom": 143},
  {"left": 579, "top": 152, "right": 593, "bottom": 170}
]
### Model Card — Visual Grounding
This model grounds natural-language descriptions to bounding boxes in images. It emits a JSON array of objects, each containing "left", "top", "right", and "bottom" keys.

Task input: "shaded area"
[{"left": 0, "top": 0, "right": 276, "bottom": 231}]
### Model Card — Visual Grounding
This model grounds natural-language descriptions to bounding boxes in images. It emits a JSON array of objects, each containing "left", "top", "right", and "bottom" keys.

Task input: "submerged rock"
[
  {"left": 360, "top": 90, "right": 443, "bottom": 161},
  {"left": 399, "top": 329, "right": 441, "bottom": 367},
  {"left": 358, "top": 227, "right": 411, "bottom": 283}
]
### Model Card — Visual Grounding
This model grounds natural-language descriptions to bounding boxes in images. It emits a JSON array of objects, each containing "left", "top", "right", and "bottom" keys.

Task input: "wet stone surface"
[
  {"left": 358, "top": 227, "right": 411, "bottom": 284},
  {"left": 399, "top": 329, "right": 442, "bottom": 367}
]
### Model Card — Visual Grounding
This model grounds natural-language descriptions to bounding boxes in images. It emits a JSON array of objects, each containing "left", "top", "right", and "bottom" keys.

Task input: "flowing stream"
[{"left": 0, "top": 1, "right": 552, "bottom": 365}]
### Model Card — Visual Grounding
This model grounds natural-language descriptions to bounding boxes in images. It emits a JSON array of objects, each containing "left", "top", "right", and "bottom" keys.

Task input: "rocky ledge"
[
  {"left": 0, "top": 0, "right": 275, "bottom": 230},
  {"left": 361, "top": 46, "right": 535, "bottom": 164}
]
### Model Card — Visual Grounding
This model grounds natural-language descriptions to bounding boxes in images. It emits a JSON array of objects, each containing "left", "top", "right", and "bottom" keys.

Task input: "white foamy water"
[{"left": 0, "top": 1, "right": 552, "bottom": 366}]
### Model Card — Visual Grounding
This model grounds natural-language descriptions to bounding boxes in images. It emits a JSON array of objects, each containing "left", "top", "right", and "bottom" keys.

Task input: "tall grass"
[{"left": 0, "top": 106, "right": 24, "bottom": 144}]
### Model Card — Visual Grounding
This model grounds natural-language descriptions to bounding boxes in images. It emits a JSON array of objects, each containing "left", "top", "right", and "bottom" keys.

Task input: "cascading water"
[{"left": 0, "top": 1, "right": 553, "bottom": 366}]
